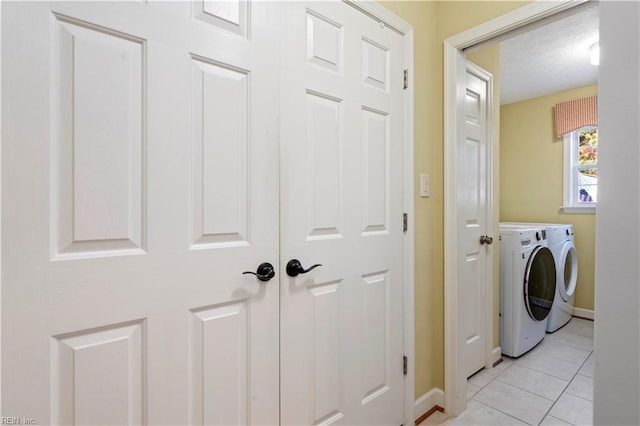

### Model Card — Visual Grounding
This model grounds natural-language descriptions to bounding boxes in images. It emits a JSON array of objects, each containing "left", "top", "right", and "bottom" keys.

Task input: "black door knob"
[
  {"left": 479, "top": 235, "right": 494, "bottom": 245},
  {"left": 243, "top": 262, "right": 275, "bottom": 282},
  {"left": 286, "top": 259, "right": 322, "bottom": 277}
]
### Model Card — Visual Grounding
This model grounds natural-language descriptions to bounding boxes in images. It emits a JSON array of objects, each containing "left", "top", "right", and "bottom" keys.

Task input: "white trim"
[
  {"left": 573, "top": 308, "right": 595, "bottom": 321},
  {"left": 563, "top": 131, "right": 573, "bottom": 207},
  {"left": 414, "top": 388, "right": 445, "bottom": 422},
  {"left": 402, "top": 28, "right": 416, "bottom": 426},
  {"left": 491, "top": 346, "right": 502, "bottom": 366},
  {"left": 561, "top": 206, "right": 596, "bottom": 214},
  {"left": 443, "top": 0, "right": 588, "bottom": 418},
  {"left": 446, "top": 0, "right": 588, "bottom": 50},
  {"left": 344, "top": 0, "right": 412, "bottom": 34},
  {"left": 344, "top": 3, "right": 415, "bottom": 424},
  {"left": 563, "top": 127, "right": 598, "bottom": 210},
  {"left": 444, "top": 41, "right": 464, "bottom": 416}
]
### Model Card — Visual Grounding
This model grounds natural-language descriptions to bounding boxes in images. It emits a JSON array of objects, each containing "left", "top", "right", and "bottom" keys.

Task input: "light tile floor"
[{"left": 423, "top": 317, "right": 594, "bottom": 426}]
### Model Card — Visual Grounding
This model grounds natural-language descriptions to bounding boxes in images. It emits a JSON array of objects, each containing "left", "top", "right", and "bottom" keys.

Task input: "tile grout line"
[
  {"left": 486, "top": 350, "right": 584, "bottom": 403},
  {"left": 477, "top": 370, "right": 563, "bottom": 424},
  {"left": 471, "top": 362, "right": 555, "bottom": 425},
  {"left": 463, "top": 322, "right": 594, "bottom": 426},
  {"left": 493, "top": 375, "right": 562, "bottom": 403},
  {"left": 563, "top": 384, "right": 594, "bottom": 404},
  {"left": 545, "top": 339, "right": 593, "bottom": 353},
  {"left": 469, "top": 398, "right": 534, "bottom": 425},
  {"left": 535, "top": 348, "right": 594, "bottom": 425},
  {"left": 504, "top": 361, "right": 577, "bottom": 384},
  {"left": 466, "top": 362, "right": 543, "bottom": 424},
  {"left": 467, "top": 360, "right": 515, "bottom": 398}
]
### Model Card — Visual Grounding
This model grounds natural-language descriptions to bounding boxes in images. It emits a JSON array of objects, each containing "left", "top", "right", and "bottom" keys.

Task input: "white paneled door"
[
  {"left": 2, "top": 2, "right": 279, "bottom": 424},
  {"left": 2, "top": 1, "right": 407, "bottom": 425},
  {"left": 458, "top": 61, "right": 493, "bottom": 379},
  {"left": 280, "top": 2, "right": 406, "bottom": 425}
]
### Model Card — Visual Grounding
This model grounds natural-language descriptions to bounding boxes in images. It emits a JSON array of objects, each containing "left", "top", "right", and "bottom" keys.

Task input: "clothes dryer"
[
  {"left": 499, "top": 225, "right": 556, "bottom": 357},
  {"left": 502, "top": 222, "right": 577, "bottom": 332}
]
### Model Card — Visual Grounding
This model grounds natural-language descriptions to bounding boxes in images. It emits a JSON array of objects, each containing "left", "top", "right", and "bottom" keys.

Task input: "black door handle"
[
  {"left": 243, "top": 262, "right": 275, "bottom": 282},
  {"left": 286, "top": 259, "right": 322, "bottom": 277}
]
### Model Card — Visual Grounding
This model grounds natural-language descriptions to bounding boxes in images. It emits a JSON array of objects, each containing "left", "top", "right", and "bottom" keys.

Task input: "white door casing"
[
  {"left": 279, "top": 2, "right": 406, "bottom": 424},
  {"left": 458, "top": 61, "right": 492, "bottom": 381},
  {"left": 443, "top": 0, "right": 589, "bottom": 417},
  {"left": 2, "top": 2, "right": 279, "bottom": 424},
  {"left": 2, "top": 1, "right": 415, "bottom": 424}
]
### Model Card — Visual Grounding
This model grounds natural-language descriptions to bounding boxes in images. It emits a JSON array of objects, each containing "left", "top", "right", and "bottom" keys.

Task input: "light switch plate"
[{"left": 420, "top": 173, "right": 430, "bottom": 197}]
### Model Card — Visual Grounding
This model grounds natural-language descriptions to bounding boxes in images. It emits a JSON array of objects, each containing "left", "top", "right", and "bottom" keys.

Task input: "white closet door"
[
  {"left": 1, "top": 2, "right": 279, "bottom": 424},
  {"left": 458, "top": 61, "right": 492, "bottom": 379},
  {"left": 279, "top": 2, "right": 406, "bottom": 424}
]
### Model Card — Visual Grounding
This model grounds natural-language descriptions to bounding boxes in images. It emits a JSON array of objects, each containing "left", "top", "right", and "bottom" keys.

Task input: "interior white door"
[
  {"left": 2, "top": 2, "right": 279, "bottom": 424},
  {"left": 458, "top": 60, "right": 493, "bottom": 379},
  {"left": 279, "top": 2, "right": 406, "bottom": 424}
]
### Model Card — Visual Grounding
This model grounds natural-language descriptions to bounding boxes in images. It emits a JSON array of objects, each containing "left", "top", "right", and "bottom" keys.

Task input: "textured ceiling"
[{"left": 499, "top": 5, "right": 599, "bottom": 105}]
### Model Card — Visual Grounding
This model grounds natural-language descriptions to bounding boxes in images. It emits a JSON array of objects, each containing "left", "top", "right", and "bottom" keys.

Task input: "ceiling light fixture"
[{"left": 590, "top": 42, "right": 600, "bottom": 66}]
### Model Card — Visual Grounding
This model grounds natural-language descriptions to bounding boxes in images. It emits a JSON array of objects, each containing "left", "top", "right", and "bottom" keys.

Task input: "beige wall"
[
  {"left": 380, "top": 0, "right": 442, "bottom": 399},
  {"left": 379, "top": 1, "right": 530, "bottom": 397},
  {"left": 500, "top": 85, "right": 597, "bottom": 311}
]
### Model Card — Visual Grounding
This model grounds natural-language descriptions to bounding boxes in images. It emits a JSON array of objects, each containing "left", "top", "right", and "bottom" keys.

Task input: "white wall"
[{"left": 594, "top": 1, "right": 640, "bottom": 424}]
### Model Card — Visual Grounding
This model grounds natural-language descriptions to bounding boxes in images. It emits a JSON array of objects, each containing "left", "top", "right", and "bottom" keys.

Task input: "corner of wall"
[{"left": 415, "top": 387, "right": 445, "bottom": 421}]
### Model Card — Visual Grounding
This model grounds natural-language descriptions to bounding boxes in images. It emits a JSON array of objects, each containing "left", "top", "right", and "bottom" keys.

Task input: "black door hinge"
[
  {"left": 403, "top": 69, "right": 408, "bottom": 89},
  {"left": 403, "top": 213, "right": 408, "bottom": 232},
  {"left": 403, "top": 355, "right": 408, "bottom": 375}
]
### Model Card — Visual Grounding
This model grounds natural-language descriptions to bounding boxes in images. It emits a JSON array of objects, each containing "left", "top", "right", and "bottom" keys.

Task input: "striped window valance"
[{"left": 554, "top": 95, "right": 598, "bottom": 138}]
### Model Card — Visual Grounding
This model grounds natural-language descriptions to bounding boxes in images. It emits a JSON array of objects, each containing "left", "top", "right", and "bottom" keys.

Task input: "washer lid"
[
  {"left": 558, "top": 242, "right": 578, "bottom": 301},
  {"left": 524, "top": 246, "right": 557, "bottom": 321}
]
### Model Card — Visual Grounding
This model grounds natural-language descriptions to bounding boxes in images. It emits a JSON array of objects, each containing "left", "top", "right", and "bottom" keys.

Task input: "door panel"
[
  {"left": 459, "top": 63, "right": 491, "bottom": 379},
  {"left": 51, "top": 13, "right": 146, "bottom": 257},
  {"left": 362, "top": 108, "right": 390, "bottom": 234},
  {"left": 53, "top": 320, "right": 145, "bottom": 425},
  {"left": 2, "top": 2, "right": 279, "bottom": 424},
  {"left": 305, "top": 91, "right": 342, "bottom": 238},
  {"left": 192, "top": 0, "right": 248, "bottom": 37},
  {"left": 190, "top": 302, "right": 249, "bottom": 425},
  {"left": 189, "top": 55, "right": 250, "bottom": 247},
  {"left": 280, "top": 2, "right": 405, "bottom": 424}
]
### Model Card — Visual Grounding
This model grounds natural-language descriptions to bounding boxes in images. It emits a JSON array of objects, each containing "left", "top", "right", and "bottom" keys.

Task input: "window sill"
[{"left": 561, "top": 205, "right": 596, "bottom": 214}]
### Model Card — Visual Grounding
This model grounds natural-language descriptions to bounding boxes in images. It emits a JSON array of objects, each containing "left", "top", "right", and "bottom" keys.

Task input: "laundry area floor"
[{"left": 425, "top": 317, "right": 594, "bottom": 426}]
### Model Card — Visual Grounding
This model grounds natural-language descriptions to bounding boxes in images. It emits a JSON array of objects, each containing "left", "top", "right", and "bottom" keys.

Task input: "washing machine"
[
  {"left": 502, "top": 222, "right": 577, "bottom": 332},
  {"left": 499, "top": 225, "right": 557, "bottom": 357}
]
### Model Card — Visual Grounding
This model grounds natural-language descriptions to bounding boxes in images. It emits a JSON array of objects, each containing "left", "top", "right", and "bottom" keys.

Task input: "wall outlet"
[{"left": 420, "top": 173, "right": 430, "bottom": 197}]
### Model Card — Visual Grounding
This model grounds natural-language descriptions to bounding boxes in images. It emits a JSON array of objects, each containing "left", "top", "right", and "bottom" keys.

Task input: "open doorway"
[
  {"left": 443, "top": 1, "right": 598, "bottom": 422},
  {"left": 465, "top": 6, "right": 598, "bottom": 422}
]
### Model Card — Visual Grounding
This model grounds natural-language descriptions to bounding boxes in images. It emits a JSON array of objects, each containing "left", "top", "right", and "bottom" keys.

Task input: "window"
[{"left": 563, "top": 126, "right": 597, "bottom": 212}]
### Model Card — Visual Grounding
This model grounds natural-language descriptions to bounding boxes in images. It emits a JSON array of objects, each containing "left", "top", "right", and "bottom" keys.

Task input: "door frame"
[
  {"left": 443, "top": 0, "right": 588, "bottom": 417},
  {"left": 345, "top": 2, "right": 415, "bottom": 423}
]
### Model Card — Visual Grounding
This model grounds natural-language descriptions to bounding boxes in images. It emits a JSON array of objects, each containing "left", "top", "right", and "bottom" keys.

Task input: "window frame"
[{"left": 563, "top": 126, "right": 597, "bottom": 214}]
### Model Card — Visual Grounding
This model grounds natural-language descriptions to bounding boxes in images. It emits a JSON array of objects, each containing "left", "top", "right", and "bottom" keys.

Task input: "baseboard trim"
[
  {"left": 415, "top": 404, "right": 444, "bottom": 425},
  {"left": 491, "top": 346, "right": 502, "bottom": 366},
  {"left": 414, "top": 388, "right": 445, "bottom": 422},
  {"left": 573, "top": 308, "right": 595, "bottom": 320}
]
